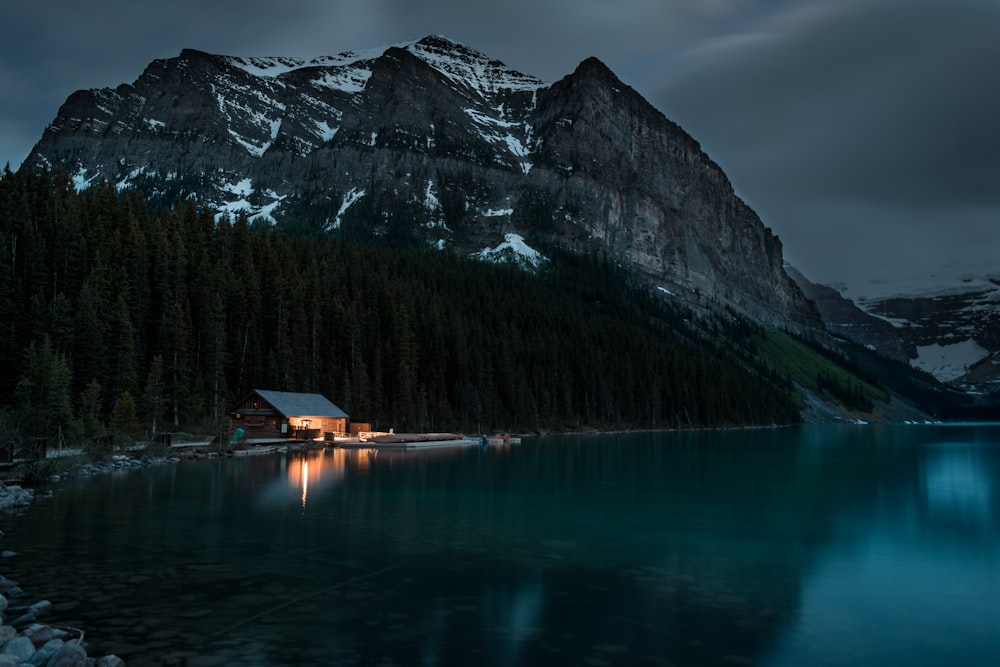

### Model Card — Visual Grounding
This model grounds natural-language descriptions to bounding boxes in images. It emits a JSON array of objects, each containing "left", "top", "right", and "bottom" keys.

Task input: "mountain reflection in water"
[{"left": 2, "top": 426, "right": 1000, "bottom": 666}]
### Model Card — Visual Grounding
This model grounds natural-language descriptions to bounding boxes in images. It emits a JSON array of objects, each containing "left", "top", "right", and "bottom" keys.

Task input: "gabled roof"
[{"left": 252, "top": 389, "right": 348, "bottom": 419}]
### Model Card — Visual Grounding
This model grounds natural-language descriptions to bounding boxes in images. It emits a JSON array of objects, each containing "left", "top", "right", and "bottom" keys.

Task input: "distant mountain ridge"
[
  {"left": 789, "top": 268, "right": 1000, "bottom": 393},
  {"left": 24, "top": 35, "right": 820, "bottom": 331}
]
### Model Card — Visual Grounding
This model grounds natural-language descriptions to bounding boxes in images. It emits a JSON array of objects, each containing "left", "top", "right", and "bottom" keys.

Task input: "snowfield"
[
  {"left": 912, "top": 340, "right": 990, "bottom": 383},
  {"left": 473, "top": 233, "right": 547, "bottom": 270}
]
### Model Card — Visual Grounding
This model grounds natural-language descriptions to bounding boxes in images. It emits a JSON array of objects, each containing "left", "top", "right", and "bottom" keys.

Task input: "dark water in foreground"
[{"left": 3, "top": 425, "right": 1000, "bottom": 666}]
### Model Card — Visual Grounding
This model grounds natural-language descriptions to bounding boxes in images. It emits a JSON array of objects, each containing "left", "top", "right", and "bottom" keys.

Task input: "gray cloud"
[
  {"left": 654, "top": 0, "right": 1000, "bottom": 286},
  {"left": 1, "top": 0, "right": 736, "bottom": 165}
]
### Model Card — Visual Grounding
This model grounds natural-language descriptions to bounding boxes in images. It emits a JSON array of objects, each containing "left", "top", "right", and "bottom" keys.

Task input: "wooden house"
[{"left": 229, "top": 389, "right": 349, "bottom": 439}]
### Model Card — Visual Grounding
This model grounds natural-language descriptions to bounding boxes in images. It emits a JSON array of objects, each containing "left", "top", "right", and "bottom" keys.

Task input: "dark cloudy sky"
[{"left": 2, "top": 0, "right": 998, "bottom": 293}]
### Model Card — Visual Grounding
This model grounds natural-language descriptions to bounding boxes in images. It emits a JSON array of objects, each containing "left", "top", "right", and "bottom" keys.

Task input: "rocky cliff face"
[
  {"left": 24, "top": 35, "right": 820, "bottom": 331},
  {"left": 786, "top": 266, "right": 912, "bottom": 363}
]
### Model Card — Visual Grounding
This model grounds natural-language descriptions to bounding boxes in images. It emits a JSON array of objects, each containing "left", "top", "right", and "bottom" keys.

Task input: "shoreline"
[
  {"left": 0, "top": 443, "right": 309, "bottom": 666},
  {"left": 0, "top": 481, "right": 125, "bottom": 665}
]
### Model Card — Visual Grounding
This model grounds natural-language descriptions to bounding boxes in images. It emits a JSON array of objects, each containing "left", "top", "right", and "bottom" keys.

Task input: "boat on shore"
[
  {"left": 343, "top": 432, "right": 477, "bottom": 449},
  {"left": 336, "top": 431, "right": 524, "bottom": 450}
]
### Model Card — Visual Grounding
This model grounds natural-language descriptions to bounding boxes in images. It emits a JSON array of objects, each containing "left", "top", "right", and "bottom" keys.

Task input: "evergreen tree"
[
  {"left": 143, "top": 355, "right": 165, "bottom": 436},
  {"left": 78, "top": 379, "right": 105, "bottom": 441},
  {"left": 16, "top": 336, "right": 74, "bottom": 445},
  {"left": 110, "top": 390, "right": 140, "bottom": 444}
]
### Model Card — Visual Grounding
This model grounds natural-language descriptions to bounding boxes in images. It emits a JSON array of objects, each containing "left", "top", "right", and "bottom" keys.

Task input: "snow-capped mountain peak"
[
  {"left": 24, "top": 35, "right": 821, "bottom": 333},
  {"left": 406, "top": 35, "right": 546, "bottom": 99},
  {"left": 219, "top": 35, "right": 545, "bottom": 100}
]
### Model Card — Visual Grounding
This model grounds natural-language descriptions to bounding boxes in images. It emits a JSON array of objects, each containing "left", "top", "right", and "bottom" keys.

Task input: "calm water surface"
[{"left": 3, "top": 425, "right": 1000, "bottom": 666}]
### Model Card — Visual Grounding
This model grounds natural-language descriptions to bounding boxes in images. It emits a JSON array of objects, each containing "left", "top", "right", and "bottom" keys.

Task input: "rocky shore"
[
  {"left": 0, "top": 452, "right": 188, "bottom": 666},
  {"left": 0, "top": 444, "right": 315, "bottom": 666},
  {"left": 0, "top": 481, "right": 128, "bottom": 666}
]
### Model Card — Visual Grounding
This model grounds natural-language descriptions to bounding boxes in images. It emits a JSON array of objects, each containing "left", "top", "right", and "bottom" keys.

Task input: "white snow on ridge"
[
  {"left": 116, "top": 166, "right": 150, "bottom": 192},
  {"left": 408, "top": 36, "right": 546, "bottom": 100},
  {"left": 213, "top": 190, "right": 286, "bottom": 225},
  {"left": 224, "top": 178, "right": 254, "bottom": 197},
  {"left": 328, "top": 188, "right": 366, "bottom": 230},
  {"left": 226, "top": 55, "right": 310, "bottom": 77},
  {"left": 473, "top": 233, "right": 547, "bottom": 270},
  {"left": 483, "top": 208, "right": 513, "bottom": 217},
  {"left": 226, "top": 116, "right": 282, "bottom": 157},
  {"left": 249, "top": 193, "right": 287, "bottom": 224},
  {"left": 312, "top": 67, "right": 373, "bottom": 94},
  {"left": 424, "top": 181, "right": 440, "bottom": 211},
  {"left": 226, "top": 45, "right": 405, "bottom": 78},
  {"left": 838, "top": 267, "right": 1000, "bottom": 301},
  {"left": 215, "top": 197, "right": 252, "bottom": 221},
  {"left": 463, "top": 107, "right": 534, "bottom": 173},
  {"left": 313, "top": 120, "right": 339, "bottom": 142},
  {"left": 72, "top": 167, "right": 99, "bottom": 191},
  {"left": 224, "top": 36, "right": 545, "bottom": 101},
  {"left": 912, "top": 339, "right": 990, "bottom": 383},
  {"left": 212, "top": 74, "right": 287, "bottom": 157}
]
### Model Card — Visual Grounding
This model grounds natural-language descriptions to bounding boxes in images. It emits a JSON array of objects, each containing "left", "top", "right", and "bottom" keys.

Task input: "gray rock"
[
  {"left": 0, "top": 625, "right": 16, "bottom": 642},
  {"left": 28, "top": 601, "right": 51, "bottom": 617},
  {"left": 0, "top": 635, "right": 35, "bottom": 661},
  {"left": 46, "top": 642, "right": 88, "bottom": 667},
  {"left": 0, "top": 485, "right": 32, "bottom": 510},
  {"left": 96, "top": 655, "right": 126, "bottom": 667},
  {"left": 23, "top": 623, "right": 55, "bottom": 646},
  {"left": 0, "top": 577, "right": 18, "bottom": 594},
  {"left": 0, "top": 593, "right": 7, "bottom": 612},
  {"left": 26, "top": 639, "right": 63, "bottom": 666},
  {"left": 10, "top": 610, "right": 35, "bottom": 630},
  {"left": 0, "top": 655, "right": 21, "bottom": 666}
]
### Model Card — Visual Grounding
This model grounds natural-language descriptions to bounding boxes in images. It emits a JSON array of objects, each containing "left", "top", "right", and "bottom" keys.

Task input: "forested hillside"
[{"left": 0, "top": 167, "right": 801, "bottom": 445}]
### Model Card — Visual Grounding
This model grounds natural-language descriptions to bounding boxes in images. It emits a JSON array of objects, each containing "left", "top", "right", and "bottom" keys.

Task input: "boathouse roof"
[{"left": 240, "top": 389, "right": 348, "bottom": 419}]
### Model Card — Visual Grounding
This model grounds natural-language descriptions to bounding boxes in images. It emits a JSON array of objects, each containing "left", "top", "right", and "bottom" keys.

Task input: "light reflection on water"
[
  {"left": 921, "top": 444, "right": 994, "bottom": 528},
  {"left": 273, "top": 447, "right": 379, "bottom": 509},
  {"left": 2, "top": 426, "right": 1000, "bottom": 666}
]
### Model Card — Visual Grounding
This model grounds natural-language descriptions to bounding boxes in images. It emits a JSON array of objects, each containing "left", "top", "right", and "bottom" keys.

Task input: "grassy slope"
[{"left": 755, "top": 328, "right": 890, "bottom": 413}]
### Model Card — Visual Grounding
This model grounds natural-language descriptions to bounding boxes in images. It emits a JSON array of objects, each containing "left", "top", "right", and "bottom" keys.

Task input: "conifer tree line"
[{"left": 0, "top": 167, "right": 800, "bottom": 445}]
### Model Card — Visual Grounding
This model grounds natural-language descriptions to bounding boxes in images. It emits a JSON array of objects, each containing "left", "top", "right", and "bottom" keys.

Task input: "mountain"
[
  {"left": 790, "top": 268, "right": 1000, "bottom": 394},
  {"left": 23, "top": 35, "right": 820, "bottom": 332}
]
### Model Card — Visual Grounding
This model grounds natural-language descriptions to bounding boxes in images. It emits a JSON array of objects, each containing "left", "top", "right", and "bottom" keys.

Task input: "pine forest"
[{"left": 0, "top": 167, "right": 802, "bottom": 447}]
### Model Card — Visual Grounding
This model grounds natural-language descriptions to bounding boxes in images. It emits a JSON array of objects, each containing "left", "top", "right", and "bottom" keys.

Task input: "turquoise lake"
[{"left": 3, "top": 425, "right": 1000, "bottom": 666}]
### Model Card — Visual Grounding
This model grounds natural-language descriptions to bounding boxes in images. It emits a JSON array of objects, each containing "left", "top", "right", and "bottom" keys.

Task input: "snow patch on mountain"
[
  {"left": 423, "top": 181, "right": 440, "bottom": 211},
  {"left": 213, "top": 182, "right": 286, "bottom": 224},
  {"left": 313, "top": 120, "right": 338, "bottom": 142},
  {"left": 473, "top": 233, "right": 547, "bottom": 270},
  {"left": 249, "top": 192, "right": 286, "bottom": 224},
  {"left": 483, "top": 208, "right": 513, "bottom": 217},
  {"left": 116, "top": 166, "right": 150, "bottom": 192},
  {"left": 222, "top": 36, "right": 543, "bottom": 106},
  {"left": 327, "top": 188, "right": 366, "bottom": 230},
  {"left": 224, "top": 178, "right": 254, "bottom": 197},
  {"left": 72, "top": 167, "right": 99, "bottom": 191},
  {"left": 312, "top": 67, "right": 373, "bottom": 94},
  {"left": 462, "top": 107, "right": 534, "bottom": 172},
  {"left": 408, "top": 36, "right": 545, "bottom": 100},
  {"left": 912, "top": 340, "right": 990, "bottom": 383},
  {"left": 837, "top": 267, "right": 1000, "bottom": 301},
  {"left": 226, "top": 56, "right": 310, "bottom": 77}
]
